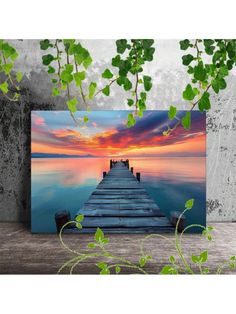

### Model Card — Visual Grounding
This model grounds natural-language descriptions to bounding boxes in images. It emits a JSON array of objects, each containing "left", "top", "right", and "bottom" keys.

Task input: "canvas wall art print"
[{"left": 31, "top": 110, "right": 206, "bottom": 233}]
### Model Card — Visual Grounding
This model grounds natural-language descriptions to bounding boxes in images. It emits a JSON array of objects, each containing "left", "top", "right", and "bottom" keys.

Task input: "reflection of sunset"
[
  {"left": 32, "top": 157, "right": 205, "bottom": 187},
  {"left": 31, "top": 111, "right": 206, "bottom": 157}
]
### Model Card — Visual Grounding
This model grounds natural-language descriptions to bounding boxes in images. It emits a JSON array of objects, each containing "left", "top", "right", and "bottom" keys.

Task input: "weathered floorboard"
[{"left": 0, "top": 222, "right": 235, "bottom": 274}]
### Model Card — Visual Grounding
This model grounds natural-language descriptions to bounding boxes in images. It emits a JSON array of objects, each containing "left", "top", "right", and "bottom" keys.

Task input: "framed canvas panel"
[{"left": 31, "top": 110, "right": 206, "bottom": 233}]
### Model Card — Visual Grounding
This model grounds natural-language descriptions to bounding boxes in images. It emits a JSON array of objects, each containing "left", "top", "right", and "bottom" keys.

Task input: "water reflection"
[{"left": 31, "top": 157, "right": 206, "bottom": 233}]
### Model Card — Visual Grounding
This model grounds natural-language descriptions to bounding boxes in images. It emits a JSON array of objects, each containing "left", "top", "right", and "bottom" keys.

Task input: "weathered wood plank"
[
  {"left": 78, "top": 209, "right": 160, "bottom": 217},
  {"left": 75, "top": 161, "right": 169, "bottom": 232},
  {"left": 77, "top": 217, "right": 172, "bottom": 228},
  {"left": 83, "top": 203, "right": 160, "bottom": 210},
  {"left": 92, "top": 189, "right": 147, "bottom": 195},
  {"left": 85, "top": 198, "right": 157, "bottom": 204}
]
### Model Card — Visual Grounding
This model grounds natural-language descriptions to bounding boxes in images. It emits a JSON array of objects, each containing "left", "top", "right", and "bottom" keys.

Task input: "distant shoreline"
[{"left": 31, "top": 154, "right": 206, "bottom": 159}]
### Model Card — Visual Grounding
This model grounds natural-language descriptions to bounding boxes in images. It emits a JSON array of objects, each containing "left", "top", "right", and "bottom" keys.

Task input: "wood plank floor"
[
  {"left": 0, "top": 223, "right": 235, "bottom": 274},
  {"left": 76, "top": 162, "right": 174, "bottom": 233}
]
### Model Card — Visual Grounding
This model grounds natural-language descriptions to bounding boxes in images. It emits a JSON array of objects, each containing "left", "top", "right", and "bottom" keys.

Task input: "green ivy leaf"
[
  {"left": 182, "top": 84, "right": 196, "bottom": 101},
  {"left": 2, "top": 42, "right": 17, "bottom": 59},
  {"left": 87, "top": 243, "right": 96, "bottom": 249},
  {"left": 123, "top": 77, "right": 132, "bottom": 91},
  {"left": 127, "top": 113, "right": 136, "bottom": 128},
  {"left": 112, "top": 55, "right": 121, "bottom": 67},
  {"left": 42, "top": 54, "right": 54, "bottom": 66},
  {"left": 138, "top": 99, "right": 146, "bottom": 111},
  {"left": 116, "top": 39, "right": 128, "bottom": 54},
  {"left": 2, "top": 63, "right": 13, "bottom": 75},
  {"left": 118, "top": 60, "right": 131, "bottom": 76},
  {"left": 102, "top": 69, "right": 113, "bottom": 79},
  {"left": 199, "top": 250, "right": 208, "bottom": 263},
  {"left": 205, "top": 46, "right": 215, "bottom": 55},
  {"left": 40, "top": 39, "right": 52, "bottom": 50},
  {"left": 203, "top": 39, "right": 214, "bottom": 47},
  {"left": 212, "top": 51, "right": 222, "bottom": 64},
  {"left": 47, "top": 66, "right": 55, "bottom": 74},
  {"left": 203, "top": 267, "right": 209, "bottom": 274},
  {"left": 185, "top": 198, "right": 194, "bottom": 209},
  {"left": 143, "top": 47, "right": 155, "bottom": 61},
  {"left": 102, "top": 85, "right": 110, "bottom": 96},
  {"left": 88, "top": 82, "right": 97, "bottom": 99},
  {"left": 74, "top": 71, "right": 86, "bottom": 87},
  {"left": 193, "top": 61, "right": 207, "bottom": 81},
  {"left": 180, "top": 39, "right": 190, "bottom": 50},
  {"left": 66, "top": 97, "right": 77, "bottom": 113},
  {"left": 218, "top": 77, "right": 227, "bottom": 90},
  {"left": 115, "top": 266, "right": 121, "bottom": 274},
  {"left": 100, "top": 268, "right": 110, "bottom": 275},
  {"left": 191, "top": 255, "right": 200, "bottom": 264},
  {"left": 160, "top": 265, "right": 178, "bottom": 274},
  {"left": 182, "top": 54, "right": 194, "bottom": 66},
  {"left": 61, "top": 70, "right": 73, "bottom": 84},
  {"left": 181, "top": 111, "right": 191, "bottom": 130},
  {"left": 127, "top": 99, "right": 134, "bottom": 106},
  {"left": 198, "top": 92, "right": 211, "bottom": 111},
  {"left": 97, "top": 262, "right": 107, "bottom": 270},
  {"left": 139, "top": 257, "right": 147, "bottom": 267},
  {"left": 95, "top": 227, "right": 104, "bottom": 242},
  {"left": 83, "top": 55, "right": 92, "bottom": 69},
  {"left": 143, "top": 75, "right": 152, "bottom": 91},
  {"left": 16, "top": 71, "right": 23, "bottom": 83},
  {"left": 76, "top": 222, "right": 82, "bottom": 229},
  {"left": 76, "top": 214, "right": 84, "bottom": 223},
  {"left": 140, "top": 92, "right": 147, "bottom": 101},
  {"left": 211, "top": 79, "right": 219, "bottom": 94},
  {"left": 52, "top": 87, "right": 60, "bottom": 96},
  {"left": 168, "top": 105, "right": 177, "bottom": 120},
  {"left": 0, "top": 81, "right": 9, "bottom": 94},
  {"left": 169, "top": 256, "right": 176, "bottom": 263},
  {"left": 142, "top": 39, "right": 154, "bottom": 48}
]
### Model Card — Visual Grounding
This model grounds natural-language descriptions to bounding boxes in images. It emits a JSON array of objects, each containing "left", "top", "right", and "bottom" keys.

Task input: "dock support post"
[
  {"left": 131, "top": 167, "right": 133, "bottom": 173},
  {"left": 127, "top": 160, "right": 129, "bottom": 169},
  {"left": 170, "top": 211, "right": 185, "bottom": 232},
  {"left": 55, "top": 210, "right": 71, "bottom": 233},
  {"left": 103, "top": 171, "right": 107, "bottom": 178},
  {"left": 110, "top": 159, "right": 113, "bottom": 169},
  {"left": 136, "top": 172, "right": 141, "bottom": 182}
]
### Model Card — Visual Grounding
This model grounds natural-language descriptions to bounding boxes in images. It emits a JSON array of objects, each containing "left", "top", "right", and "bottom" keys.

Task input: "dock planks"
[{"left": 76, "top": 161, "right": 174, "bottom": 233}]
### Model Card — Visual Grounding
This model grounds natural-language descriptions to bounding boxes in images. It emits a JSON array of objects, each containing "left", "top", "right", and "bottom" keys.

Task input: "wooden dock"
[{"left": 73, "top": 161, "right": 174, "bottom": 233}]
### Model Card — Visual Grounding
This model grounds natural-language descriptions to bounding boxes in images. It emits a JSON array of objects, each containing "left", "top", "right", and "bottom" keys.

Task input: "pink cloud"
[{"left": 32, "top": 113, "right": 46, "bottom": 127}]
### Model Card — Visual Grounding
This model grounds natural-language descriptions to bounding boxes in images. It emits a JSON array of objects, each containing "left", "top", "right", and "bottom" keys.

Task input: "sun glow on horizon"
[{"left": 31, "top": 111, "right": 206, "bottom": 158}]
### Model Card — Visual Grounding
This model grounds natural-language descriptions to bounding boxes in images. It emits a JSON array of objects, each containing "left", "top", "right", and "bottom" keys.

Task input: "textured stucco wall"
[{"left": 0, "top": 39, "right": 235, "bottom": 222}]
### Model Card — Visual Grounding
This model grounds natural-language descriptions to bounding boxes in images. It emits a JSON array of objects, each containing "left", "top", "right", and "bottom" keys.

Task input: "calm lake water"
[{"left": 31, "top": 157, "right": 206, "bottom": 233}]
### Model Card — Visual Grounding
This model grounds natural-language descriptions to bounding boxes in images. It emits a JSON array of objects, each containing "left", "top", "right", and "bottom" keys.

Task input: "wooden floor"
[
  {"left": 0, "top": 222, "right": 235, "bottom": 274},
  {"left": 76, "top": 162, "right": 174, "bottom": 233}
]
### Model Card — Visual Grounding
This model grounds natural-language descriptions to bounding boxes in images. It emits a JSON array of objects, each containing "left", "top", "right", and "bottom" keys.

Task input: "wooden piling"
[
  {"left": 136, "top": 172, "right": 141, "bottom": 182},
  {"left": 170, "top": 211, "right": 186, "bottom": 232},
  {"left": 110, "top": 159, "right": 113, "bottom": 169},
  {"left": 131, "top": 167, "right": 133, "bottom": 173},
  {"left": 103, "top": 171, "right": 107, "bottom": 178},
  {"left": 55, "top": 210, "right": 71, "bottom": 233}
]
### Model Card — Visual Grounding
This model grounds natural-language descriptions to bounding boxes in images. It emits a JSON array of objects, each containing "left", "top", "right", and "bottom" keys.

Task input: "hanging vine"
[
  {"left": 0, "top": 40, "right": 23, "bottom": 101},
  {"left": 164, "top": 39, "right": 236, "bottom": 135},
  {"left": 39, "top": 39, "right": 155, "bottom": 127}
]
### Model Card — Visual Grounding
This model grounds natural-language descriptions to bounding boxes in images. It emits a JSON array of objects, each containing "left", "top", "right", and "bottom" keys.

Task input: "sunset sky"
[{"left": 31, "top": 111, "right": 206, "bottom": 157}]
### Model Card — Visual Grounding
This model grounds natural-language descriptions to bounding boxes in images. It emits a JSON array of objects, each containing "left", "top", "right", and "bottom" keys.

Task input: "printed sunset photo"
[{"left": 31, "top": 110, "right": 206, "bottom": 233}]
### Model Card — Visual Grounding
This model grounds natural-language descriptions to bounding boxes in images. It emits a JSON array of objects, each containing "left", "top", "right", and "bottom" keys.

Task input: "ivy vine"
[
  {"left": 164, "top": 39, "right": 236, "bottom": 135},
  {"left": 0, "top": 40, "right": 23, "bottom": 101},
  {"left": 58, "top": 198, "right": 236, "bottom": 274},
  {"left": 39, "top": 39, "right": 155, "bottom": 127}
]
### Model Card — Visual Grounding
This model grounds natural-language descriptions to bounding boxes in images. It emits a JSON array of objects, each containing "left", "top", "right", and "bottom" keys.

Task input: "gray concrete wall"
[{"left": 0, "top": 40, "right": 235, "bottom": 222}]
